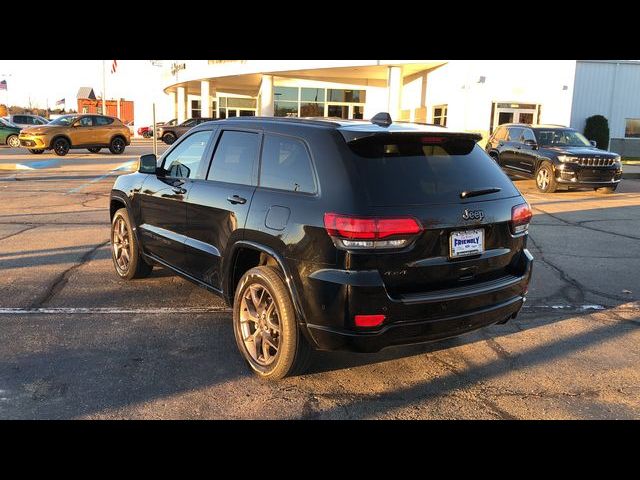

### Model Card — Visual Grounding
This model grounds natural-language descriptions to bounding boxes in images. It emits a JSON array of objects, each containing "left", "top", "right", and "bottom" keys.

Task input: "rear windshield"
[{"left": 347, "top": 135, "right": 519, "bottom": 205}]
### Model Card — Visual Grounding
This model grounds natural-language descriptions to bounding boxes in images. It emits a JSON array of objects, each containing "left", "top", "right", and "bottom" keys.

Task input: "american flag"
[
  {"left": 56, "top": 98, "right": 65, "bottom": 106},
  {"left": 111, "top": 60, "right": 118, "bottom": 74},
  {"left": 0, "top": 80, "right": 7, "bottom": 90}
]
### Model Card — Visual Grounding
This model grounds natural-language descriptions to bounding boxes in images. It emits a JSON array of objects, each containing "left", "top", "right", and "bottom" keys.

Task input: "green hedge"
[{"left": 584, "top": 115, "right": 610, "bottom": 150}]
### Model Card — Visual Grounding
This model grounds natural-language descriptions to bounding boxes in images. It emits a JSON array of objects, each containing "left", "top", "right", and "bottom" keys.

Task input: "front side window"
[
  {"left": 522, "top": 129, "right": 536, "bottom": 142},
  {"left": 207, "top": 131, "right": 259, "bottom": 185},
  {"left": 507, "top": 127, "right": 524, "bottom": 142},
  {"left": 260, "top": 135, "right": 316, "bottom": 193},
  {"left": 76, "top": 116, "right": 94, "bottom": 127},
  {"left": 162, "top": 130, "right": 213, "bottom": 179}
]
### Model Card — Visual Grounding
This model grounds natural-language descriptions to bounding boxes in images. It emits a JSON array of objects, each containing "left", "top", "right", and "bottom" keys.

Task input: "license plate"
[{"left": 450, "top": 229, "right": 484, "bottom": 258}]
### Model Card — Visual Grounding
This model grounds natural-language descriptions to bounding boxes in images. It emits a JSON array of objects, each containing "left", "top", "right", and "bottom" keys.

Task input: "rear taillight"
[
  {"left": 511, "top": 203, "right": 532, "bottom": 234},
  {"left": 324, "top": 213, "right": 422, "bottom": 250}
]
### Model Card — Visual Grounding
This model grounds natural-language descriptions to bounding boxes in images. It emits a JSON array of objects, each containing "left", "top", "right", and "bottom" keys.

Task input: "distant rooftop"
[{"left": 77, "top": 87, "right": 96, "bottom": 100}]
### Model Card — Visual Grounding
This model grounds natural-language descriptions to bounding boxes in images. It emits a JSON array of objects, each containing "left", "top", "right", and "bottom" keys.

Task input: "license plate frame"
[{"left": 449, "top": 229, "right": 485, "bottom": 259}]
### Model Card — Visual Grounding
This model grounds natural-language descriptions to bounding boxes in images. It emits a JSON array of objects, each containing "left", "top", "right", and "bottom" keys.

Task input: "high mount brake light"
[
  {"left": 324, "top": 213, "right": 423, "bottom": 250},
  {"left": 511, "top": 203, "right": 532, "bottom": 234}
]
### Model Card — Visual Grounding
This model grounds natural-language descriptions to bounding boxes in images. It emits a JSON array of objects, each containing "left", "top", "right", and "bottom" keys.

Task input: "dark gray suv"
[{"left": 485, "top": 124, "right": 623, "bottom": 193}]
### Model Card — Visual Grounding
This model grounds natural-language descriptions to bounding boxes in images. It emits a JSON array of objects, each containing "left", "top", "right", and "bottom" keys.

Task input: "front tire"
[
  {"left": 535, "top": 161, "right": 558, "bottom": 193},
  {"left": 162, "top": 132, "right": 176, "bottom": 145},
  {"left": 88, "top": 147, "right": 101, "bottom": 153},
  {"left": 109, "top": 137, "right": 126, "bottom": 154},
  {"left": 233, "top": 266, "right": 312, "bottom": 380},
  {"left": 142, "top": 131, "right": 152, "bottom": 138},
  {"left": 52, "top": 137, "right": 70, "bottom": 156},
  {"left": 111, "top": 208, "right": 153, "bottom": 280},
  {"left": 7, "top": 135, "right": 20, "bottom": 148}
]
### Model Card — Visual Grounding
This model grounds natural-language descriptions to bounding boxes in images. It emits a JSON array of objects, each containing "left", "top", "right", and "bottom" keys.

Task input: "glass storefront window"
[
  {"left": 300, "top": 103, "right": 324, "bottom": 117},
  {"left": 625, "top": 119, "right": 640, "bottom": 138},
  {"left": 227, "top": 97, "right": 257, "bottom": 109},
  {"left": 191, "top": 100, "right": 202, "bottom": 118},
  {"left": 327, "top": 89, "right": 365, "bottom": 103},
  {"left": 274, "top": 87, "right": 298, "bottom": 102},
  {"left": 301, "top": 88, "right": 325, "bottom": 102},
  {"left": 274, "top": 101, "right": 298, "bottom": 117}
]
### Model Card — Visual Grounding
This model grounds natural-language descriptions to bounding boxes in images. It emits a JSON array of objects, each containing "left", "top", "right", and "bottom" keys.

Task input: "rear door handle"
[{"left": 227, "top": 195, "right": 247, "bottom": 205}]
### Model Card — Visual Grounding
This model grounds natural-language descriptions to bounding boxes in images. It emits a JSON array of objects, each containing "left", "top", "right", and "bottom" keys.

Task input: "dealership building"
[{"left": 160, "top": 60, "right": 640, "bottom": 154}]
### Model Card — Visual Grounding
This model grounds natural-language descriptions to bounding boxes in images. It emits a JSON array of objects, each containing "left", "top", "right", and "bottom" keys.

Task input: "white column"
[
  {"left": 167, "top": 91, "right": 176, "bottom": 121},
  {"left": 177, "top": 86, "right": 186, "bottom": 123},
  {"left": 200, "top": 80, "right": 211, "bottom": 118},
  {"left": 387, "top": 66, "right": 402, "bottom": 121},
  {"left": 259, "top": 75, "right": 274, "bottom": 117}
]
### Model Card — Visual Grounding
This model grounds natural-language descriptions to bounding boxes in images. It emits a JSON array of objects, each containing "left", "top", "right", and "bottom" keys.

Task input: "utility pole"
[{"left": 102, "top": 60, "right": 106, "bottom": 115}]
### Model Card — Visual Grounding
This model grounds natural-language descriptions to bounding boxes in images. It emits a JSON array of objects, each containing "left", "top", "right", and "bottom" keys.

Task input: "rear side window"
[
  {"left": 207, "top": 130, "right": 259, "bottom": 186},
  {"left": 347, "top": 135, "right": 519, "bottom": 206},
  {"left": 259, "top": 134, "right": 316, "bottom": 193},
  {"left": 94, "top": 116, "right": 114, "bottom": 126},
  {"left": 13, "top": 116, "right": 25, "bottom": 124}
]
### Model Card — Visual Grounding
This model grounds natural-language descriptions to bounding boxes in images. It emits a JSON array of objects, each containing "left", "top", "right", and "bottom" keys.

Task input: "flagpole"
[{"left": 102, "top": 60, "right": 106, "bottom": 115}]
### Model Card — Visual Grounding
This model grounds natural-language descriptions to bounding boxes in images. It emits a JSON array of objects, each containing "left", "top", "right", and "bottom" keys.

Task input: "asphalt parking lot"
[{"left": 0, "top": 143, "right": 639, "bottom": 419}]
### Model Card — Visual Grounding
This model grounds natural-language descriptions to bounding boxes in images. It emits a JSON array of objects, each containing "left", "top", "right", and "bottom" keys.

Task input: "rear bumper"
[{"left": 304, "top": 249, "right": 533, "bottom": 352}]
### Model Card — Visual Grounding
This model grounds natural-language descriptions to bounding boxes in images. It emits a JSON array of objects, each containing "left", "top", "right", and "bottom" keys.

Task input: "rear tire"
[
  {"left": 88, "top": 147, "right": 101, "bottom": 153},
  {"left": 596, "top": 185, "right": 618, "bottom": 194},
  {"left": 109, "top": 137, "right": 126, "bottom": 154},
  {"left": 7, "top": 135, "right": 20, "bottom": 148},
  {"left": 142, "top": 131, "right": 152, "bottom": 138},
  {"left": 535, "top": 161, "right": 558, "bottom": 193},
  {"left": 162, "top": 132, "right": 176, "bottom": 145},
  {"left": 29, "top": 149, "right": 44, "bottom": 154},
  {"left": 111, "top": 208, "right": 153, "bottom": 280},
  {"left": 52, "top": 137, "right": 70, "bottom": 156},
  {"left": 233, "top": 266, "right": 312, "bottom": 380}
]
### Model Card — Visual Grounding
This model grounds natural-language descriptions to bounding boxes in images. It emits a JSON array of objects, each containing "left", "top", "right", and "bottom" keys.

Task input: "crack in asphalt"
[
  {"left": 29, "top": 240, "right": 110, "bottom": 308},
  {"left": 532, "top": 205, "right": 640, "bottom": 241},
  {"left": 528, "top": 234, "right": 629, "bottom": 303},
  {"left": 0, "top": 224, "right": 39, "bottom": 242}
]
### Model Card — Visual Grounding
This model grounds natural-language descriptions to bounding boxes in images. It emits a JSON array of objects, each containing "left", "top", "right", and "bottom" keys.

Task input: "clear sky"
[{"left": 0, "top": 60, "right": 170, "bottom": 124}]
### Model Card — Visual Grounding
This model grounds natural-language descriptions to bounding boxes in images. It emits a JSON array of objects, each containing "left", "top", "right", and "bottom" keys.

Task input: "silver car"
[{"left": 5, "top": 114, "right": 50, "bottom": 128}]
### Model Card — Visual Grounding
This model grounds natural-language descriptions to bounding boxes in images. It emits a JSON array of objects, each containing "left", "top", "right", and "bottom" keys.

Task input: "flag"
[
  {"left": 0, "top": 80, "right": 6, "bottom": 91},
  {"left": 111, "top": 60, "right": 118, "bottom": 74},
  {"left": 56, "top": 98, "right": 65, "bottom": 106}
]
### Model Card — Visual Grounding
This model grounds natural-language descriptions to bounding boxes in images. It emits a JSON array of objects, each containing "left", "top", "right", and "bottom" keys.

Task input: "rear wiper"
[{"left": 460, "top": 187, "right": 502, "bottom": 199}]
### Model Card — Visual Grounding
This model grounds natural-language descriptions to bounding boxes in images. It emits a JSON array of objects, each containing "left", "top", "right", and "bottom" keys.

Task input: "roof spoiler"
[{"left": 341, "top": 130, "right": 483, "bottom": 144}]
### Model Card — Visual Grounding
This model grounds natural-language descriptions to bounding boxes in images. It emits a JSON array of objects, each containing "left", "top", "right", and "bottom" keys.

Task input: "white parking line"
[
  {"left": 65, "top": 160, "right": 137, "bottom": 195},
  {"left": 0, "top": 307, "right": 232, "bottom": 315},
  {"left": 0, "top": 304, "right": 637, "bottom": 315}
]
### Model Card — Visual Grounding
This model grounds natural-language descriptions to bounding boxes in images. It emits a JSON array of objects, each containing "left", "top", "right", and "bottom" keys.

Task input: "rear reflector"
[
  {"left": 511, "top": 203, "right": 532, "bottom": 234},
  {"left": 354, "top": 314, "right": 386, "bottom": 327}
]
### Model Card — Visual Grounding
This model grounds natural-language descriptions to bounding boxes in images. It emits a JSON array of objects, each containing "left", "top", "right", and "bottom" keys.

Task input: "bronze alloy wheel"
[
  {"left": 112, "top": 215, "right": 131, "bottom": 274},
  {"left": 239, "top": 284, "right": 281, "bottom": 366}
]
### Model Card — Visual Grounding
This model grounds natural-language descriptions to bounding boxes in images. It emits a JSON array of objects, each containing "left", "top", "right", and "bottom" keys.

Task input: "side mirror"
[
  {"left": 590, "top": 140, "right": 597, "bottom": 147},
  {"left": 524, "top": 139, "right": 538, "bottom": 149},
  {"left": 138, "top": 153, "right": 157, "bottom": 174}
]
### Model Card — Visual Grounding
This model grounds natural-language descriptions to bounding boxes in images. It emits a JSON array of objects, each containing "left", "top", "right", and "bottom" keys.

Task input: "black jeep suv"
[
  {"left": 485, "top": 124, "right": 623, "bottom": 193},
  {"left": 110, "top": 114, "right": 534, "bottom": 379}
]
